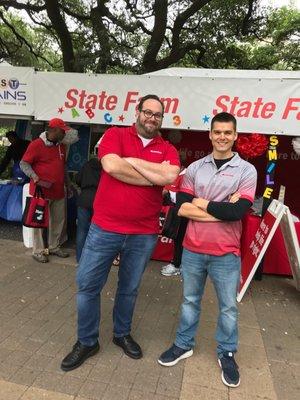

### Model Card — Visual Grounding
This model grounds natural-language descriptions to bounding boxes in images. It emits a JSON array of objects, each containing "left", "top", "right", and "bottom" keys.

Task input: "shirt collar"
[{"left": 205, "top": 152, "right": 242, "bottom": 167}]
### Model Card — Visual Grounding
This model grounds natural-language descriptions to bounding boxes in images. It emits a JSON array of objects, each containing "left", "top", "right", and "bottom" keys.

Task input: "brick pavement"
[{"left": 0, "top": 238, "right": 299, "bottom": 400}]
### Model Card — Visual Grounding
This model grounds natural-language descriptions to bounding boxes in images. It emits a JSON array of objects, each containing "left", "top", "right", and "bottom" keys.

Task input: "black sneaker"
[
  {"left": 158, "top": 344, "right": 193, "bottom": 366},
  {"left": 61, "top": 341, "right": 99, "bottom": 371},
  {"left": 218, "top": 352, "right": 240, "bottom": 387}
]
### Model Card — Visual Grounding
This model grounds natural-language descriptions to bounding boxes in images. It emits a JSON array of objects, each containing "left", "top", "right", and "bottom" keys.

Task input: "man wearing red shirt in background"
[
  {"left": 20, "top": 118, "right": 70, "bottom": 263},
  {"left": 61, "top": 94, "right": 180, "bottom": 371}
]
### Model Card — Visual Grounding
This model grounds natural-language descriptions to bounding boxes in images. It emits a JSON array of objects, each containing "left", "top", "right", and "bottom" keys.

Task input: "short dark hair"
[
  {"left": 137, "top": 94, "right": 164, "bottom": 114},
  {"left": 5, "top": 130, "right": 17, "bottom": 138},
  {"left": 211, "top": 112, "right": 237, "bottom": 131}
]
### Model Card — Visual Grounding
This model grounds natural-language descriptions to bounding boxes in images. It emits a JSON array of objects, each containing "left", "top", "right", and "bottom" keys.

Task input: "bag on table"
[{"left": 22, "top": 186, "right": 49, "bottom": 228}]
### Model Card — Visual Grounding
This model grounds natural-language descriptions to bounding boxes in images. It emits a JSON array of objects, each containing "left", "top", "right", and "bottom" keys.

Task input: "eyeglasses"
[{"left": 140, "top": 109, "right": 164, "bottom": 120}]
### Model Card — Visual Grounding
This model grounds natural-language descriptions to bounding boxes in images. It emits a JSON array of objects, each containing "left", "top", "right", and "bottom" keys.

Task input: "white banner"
[
  {"left": 34, "top": 71, "right": 300, "bottom": 135},
  {"left": 0, "top": 66, "right": 34, "bottom": 116}
]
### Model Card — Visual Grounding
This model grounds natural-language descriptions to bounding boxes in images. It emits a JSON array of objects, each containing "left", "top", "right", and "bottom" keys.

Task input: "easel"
[{"left": 238, "top": 199, "right": 300, "bottom": 302}]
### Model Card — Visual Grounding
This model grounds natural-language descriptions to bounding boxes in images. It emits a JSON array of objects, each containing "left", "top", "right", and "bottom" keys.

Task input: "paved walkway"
[{"left": 0, "top": 239, "right": 299, "bottom": 400}]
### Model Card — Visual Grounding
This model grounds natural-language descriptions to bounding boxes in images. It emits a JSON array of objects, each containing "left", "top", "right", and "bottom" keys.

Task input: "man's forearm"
[
  {"left": 207, "top": 199, "right": 252, "bottom": 221},
  {"left": 178, "top": 202, "right": 219, "bottom": 222},
  {"left": 125, "top": 157, "right": 180, "bottom": 186},
  {"left": 101, "top": 154, "right": 153, "bottom": 186},
  {"left": 193, "top": 196, "right": 252, "bottom": 221},
  {"left": 192, "top": 197, "right": 209, "bottom": 211},
  {"left": 20, "top": 160, "right": 39, "bottom": 180}
]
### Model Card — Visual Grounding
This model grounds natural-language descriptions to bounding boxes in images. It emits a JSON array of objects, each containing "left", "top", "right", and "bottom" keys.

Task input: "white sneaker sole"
[
  {"left": 158, "top": 349, "right": 193, "bottom": 366},
  {"left": 161, "top": 270, "right": 181, "bottom": 276},
  {"left": 218, "top": 359, "right": 240, "bottom": 387}
]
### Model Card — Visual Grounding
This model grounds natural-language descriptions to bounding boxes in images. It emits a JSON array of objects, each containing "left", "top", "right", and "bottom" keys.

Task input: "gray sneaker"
[
  {"left": 32, "top": 253, "right": 49, "bottom": 263},
  {"left": 161, "top": 263, "right": 181, "bottom": 276},
  {"left": 49, "top": 248, "right": 69, "bottom": 258}
]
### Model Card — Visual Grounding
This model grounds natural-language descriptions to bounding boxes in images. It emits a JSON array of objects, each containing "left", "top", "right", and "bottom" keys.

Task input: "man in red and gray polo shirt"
[
  {"left": 61, "top": 94, "right": 180, "bottom": 371},
  {"left": 158, "top": 112, "right": 257, "bottom": 388}
]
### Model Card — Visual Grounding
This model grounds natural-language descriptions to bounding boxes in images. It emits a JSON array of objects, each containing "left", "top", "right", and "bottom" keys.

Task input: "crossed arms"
[
  {"left": 101, "top": 154, "right": 180, "bottom": 186},
  {"left": 178, "top": 202, "right": 220, "bottom": 222},
  {"left": 177, "top": 192, "right": 250, "bottom": 222},
  {"left": 101, "top": 154, "right": 252, "bottom": 221}
]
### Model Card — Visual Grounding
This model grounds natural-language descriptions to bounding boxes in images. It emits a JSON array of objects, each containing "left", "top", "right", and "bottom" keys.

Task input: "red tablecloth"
[
  {"left": 241, "top": 214, "right": 300, "bottom": 276},
  {"left": 152, "top": 212, "right": 300, "bottom": 275}
]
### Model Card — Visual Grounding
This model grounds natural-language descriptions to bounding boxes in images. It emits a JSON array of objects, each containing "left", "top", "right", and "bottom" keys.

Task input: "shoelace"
[
  {"left": 221, "top": 354, "right": 238, "bottom": 371},
  {"left": 70, "top": 342, "right": 83, "bottom": 359},
  {"left": 173, "top": 345, "right": 186, "bottom": 356},
  {"left": 123, "top": 335, "right": 134, "bottom": 344}
]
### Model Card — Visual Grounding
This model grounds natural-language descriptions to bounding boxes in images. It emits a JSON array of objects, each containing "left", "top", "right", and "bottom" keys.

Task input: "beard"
[{"left": 136, "top": 116, "right": 161, "bottom": 138}]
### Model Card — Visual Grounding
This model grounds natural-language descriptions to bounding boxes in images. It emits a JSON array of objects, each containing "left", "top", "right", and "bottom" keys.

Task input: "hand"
[
  {"left": 192, "top": 198, "right": 201, "bottom": 207},
  {"left": 192, "top": 197, "right": 209, "bottom": 210},
  {"left": 123, "top": 157, "right": 135, "bottom": 166},
  {"left": 229, "top": 192, "right": 241, "bottom": 203},
  {"left": 66, "top": 185, "right": 76, "bottom": 199},
  {"left": 32, "top": 175, "right": 39, "bottom": 184}
]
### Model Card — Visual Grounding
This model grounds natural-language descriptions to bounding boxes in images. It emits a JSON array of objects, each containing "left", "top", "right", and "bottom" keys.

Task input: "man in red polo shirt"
[
  {"left": 61, "top": 94, "right": 180, "bottom": 371},
  {"left": 20, "top": 118, "right": 71, "bottom": 263}
]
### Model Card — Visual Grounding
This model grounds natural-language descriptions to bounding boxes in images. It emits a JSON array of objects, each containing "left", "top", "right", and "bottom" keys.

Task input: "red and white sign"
[
  {"left": 280, "top": 208, "right": 300, "bottom": 291},
  {"left": 33, "top": 70, "right": 300, "bottom": 135},
  {"left": 238, "top": 200, "right": 300, "bottom": 302}
]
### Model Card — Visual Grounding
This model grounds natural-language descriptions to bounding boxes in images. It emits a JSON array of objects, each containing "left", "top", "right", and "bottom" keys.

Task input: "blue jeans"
[
  {"left": 175, "top": 249, "right": 241, "bottom": 356},
  {"left": 76, "top": 223, "right": 157, "bottom": 346},
  {"left": 76, "top": 207, "right": 93, "bottom": 262}
]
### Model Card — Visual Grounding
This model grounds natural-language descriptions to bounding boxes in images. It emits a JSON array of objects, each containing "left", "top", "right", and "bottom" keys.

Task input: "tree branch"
[
  {"left": 142, "top": 0, "right": 211, "bottom": 72},
  {"left": 241, "top": 0, "right": 255, "bottom": 35},
  {"left": 44, "top": 0, "right": 79, "bottom": 72},
  {"left": 171, "top": 0, "right": 211, "bottom": 52},
  {"left": 0, "top": 9, "right": 55, "bottom": 68},
  {"left": 142, "top": 0, "right": 168, "bottom": 71},
  {"left": 0, "top": 0, "right": 45, "bottom": 12},
  {"left": 26, "top": 9, "right": 52, "bottom": 30},
  {"left": 60, "top": 5, "right": 90, "bottom": 22},
  {"left": 90, "top": 2, "right": 112, "bottom": 73},
  {"left": 95, "top": 0, "right": 151, "bottom": 34}
]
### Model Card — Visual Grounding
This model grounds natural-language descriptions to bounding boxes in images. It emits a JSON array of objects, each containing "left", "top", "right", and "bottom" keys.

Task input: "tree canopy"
[{"left": 0, "top": 0, "right": 299, "bottom": 73}]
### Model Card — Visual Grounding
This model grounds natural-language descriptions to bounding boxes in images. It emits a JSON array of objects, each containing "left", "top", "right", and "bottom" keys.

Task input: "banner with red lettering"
[{"left": 34, "top": 71, "right": 300, "bottom": 135}]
